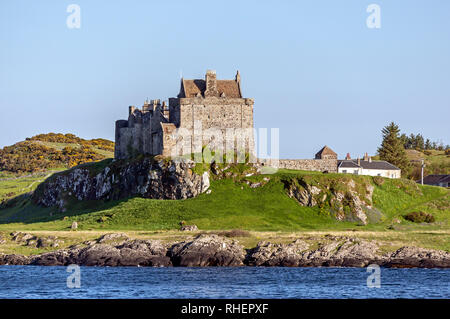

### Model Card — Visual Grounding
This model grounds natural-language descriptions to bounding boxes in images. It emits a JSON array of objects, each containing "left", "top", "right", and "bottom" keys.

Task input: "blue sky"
[{"left": 1, "top": 0, "right": 449, "bottom": 158}]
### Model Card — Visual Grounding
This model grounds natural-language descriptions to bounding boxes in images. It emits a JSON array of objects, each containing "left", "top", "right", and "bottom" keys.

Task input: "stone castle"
[
  {"left": 115, "top": 70, "right": 337, "bottom": 173},
  {"left": 115, "top": 70, "right": 400, "bottom": 176},
  {"left": 115, "top": 70, "right": 255, "bottom": 160}
]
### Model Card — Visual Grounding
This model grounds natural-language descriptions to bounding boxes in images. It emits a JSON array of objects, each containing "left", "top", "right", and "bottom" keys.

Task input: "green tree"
[
  {"left": 377, "top": 122, "right": 411, "bottom": 177},
  {"left": 415, "top": 134, "right": 425, "bottom": 150},
  {"left": 399, "top": 133, "right": 408, "bottom": 149},
  {"left": 425, "top": 139, "right": 432, "bottom": 150},
  {"left": 409, "top": 133, "right": 416, "bottom": 149}
]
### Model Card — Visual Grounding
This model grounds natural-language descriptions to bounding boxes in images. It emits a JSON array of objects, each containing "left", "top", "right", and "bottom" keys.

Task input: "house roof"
[
  {"left": 421, "top": 174, "right": 450, "bottom": 185},
  {"left": 315, "top": 145, "right": 337, "bottom": 157},
  {"left": 338, "top": 160, "right": 360, "bottom": 168},
  {"left": 338, "top": 159, "right": 400, "bottom": 170},
  {"left": 180, "top": 79, "right": 241, "bottom": 98}
]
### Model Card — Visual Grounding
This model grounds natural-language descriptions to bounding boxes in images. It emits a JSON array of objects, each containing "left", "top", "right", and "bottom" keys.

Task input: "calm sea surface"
[{"left": 0, "top": 266, "right": 448, "bottom": 299}]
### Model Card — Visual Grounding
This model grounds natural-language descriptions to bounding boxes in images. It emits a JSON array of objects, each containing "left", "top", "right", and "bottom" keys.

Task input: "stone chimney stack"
[
  {"left": 363, "top": 152, "right": 369, "bottom": 161},
  {"left": 205, "top": 70, "right": 219, "bottom": 97},
  {"left": 357, "top": 157, "right": 361, "bottom": 166},
  {"left": 345, "top": 153, "right": 351, "bottom": 160},
  {"left": 235, "top": 70, "right": 242, "bottom": 98},
  {"left": 235, "top": 70, "right": 241, "bottom": 84},
  {"left": 369, "top": 156, "right": 372, "bottom": 163}
]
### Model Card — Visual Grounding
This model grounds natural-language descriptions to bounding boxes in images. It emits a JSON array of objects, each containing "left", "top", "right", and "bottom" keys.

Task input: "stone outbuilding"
[{"left": 315, "top": 146, "right": 337, "bottom": 160}]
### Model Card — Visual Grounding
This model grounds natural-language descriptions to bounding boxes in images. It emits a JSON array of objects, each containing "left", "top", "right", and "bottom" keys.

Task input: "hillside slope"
[
  {"left": 0, "top": 159, "right": 448, "bottom": 234},
  {"left": 0, "top": 133, "right": 114, "bottom": 174},
  {"left": 0, "top": 133, "right": 114, "bottom": 205},
  {"left": 406, "top": 149, "right": 450, "bottom": 178}
]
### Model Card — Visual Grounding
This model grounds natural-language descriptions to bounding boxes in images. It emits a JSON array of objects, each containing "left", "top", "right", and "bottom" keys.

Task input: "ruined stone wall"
[{"left": 259, "top": 159, "right": 338, "bottom": 173}]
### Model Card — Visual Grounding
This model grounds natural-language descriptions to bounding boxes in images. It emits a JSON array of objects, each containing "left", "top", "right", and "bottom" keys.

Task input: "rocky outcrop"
[
  {"left": 1, "top": 234, "right": 449, "bottom": 268},
  {"left": 246, "top": 237, "right": 383, "bottom": 267},
  {"left": 32, "top": 157, "right": 210, "bottom": 208},
  {"left": 180, "top": 225, "right": 198, "bottom": 232},
  {"left": 0, "top": 254, "right": 30, "bottom": 265},
  {"left": 246, "top": 239, "right": 309, "bottom": 266},
  {"left": 245, "top": 236, "right": 449, "bottom": 268},
  {"left": 384, "top": 246, "right": 450, "bottom": 268},
  {"left": 299, "top": 237, "right": 384, "bottom": 267},
  {"left": 28, "top": 236, "right": 171, "bottom": 267},
  {"left": 285, "top": 177, "right": 376, "bottom": 225},
  {"left": 10, "top": 232, "right": 63, "bottom": 248},
  {"left": 169, "top": 234, "right": 246, "bottom": 267}
]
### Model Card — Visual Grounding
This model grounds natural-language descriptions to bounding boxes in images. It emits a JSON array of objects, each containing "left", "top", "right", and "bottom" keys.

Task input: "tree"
[
  {"left": 377, "top": 122, "right": 411, "bottom": 176},
  {"left": 409, "top": 133, "right": 416, "bottom": 149},
  {"left": 425, "top": 139, "right": 432, "bottom": 150},
  {"left": 400, "top": 133, "right": 408, "bottom": 149},
  {"left": 415, "top": 134, "right": 425, "bottom": 150}
]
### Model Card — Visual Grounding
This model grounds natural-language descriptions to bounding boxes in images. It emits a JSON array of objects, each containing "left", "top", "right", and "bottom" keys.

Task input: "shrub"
[
  {"left": 373, "top": 176, "right": 384, "bottom": 186},
  {"left": 216, "top": 229, "right": 251, "bottom": 238},
  {"left": 403, "top": 211, "right": 435, "bottom": 223},
  {"left": 0, "top": 134, "right": 113, "bottom": 173}
]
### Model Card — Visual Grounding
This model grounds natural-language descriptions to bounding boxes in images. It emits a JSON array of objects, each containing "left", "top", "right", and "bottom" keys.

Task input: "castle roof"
[
  {"left": 180, "top": 79, "right": 242, "bottom": 98},
  {"left": 315, "top": 145, "right": 337, "bottom": 158}
]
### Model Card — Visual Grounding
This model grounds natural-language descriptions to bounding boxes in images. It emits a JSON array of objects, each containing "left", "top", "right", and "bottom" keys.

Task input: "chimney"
[
  {"left": 204, "top": 70, "right": 219, "bottom": 97},
  {"left": 369, "top": 156, "right": 372, "bottom": 163},
  {"left": 162, "top": 101, "right": 169, "bottom": 118},
  {"left": 235, "top": 70, "right": 242, "bottom": 97},
  {"left": 357, "top": 157, "right": 361, "bottom": 166},
  {"left": 363, "top": 152, "right": 369, "bottom": 161},
  {"left": 345, "top": 153, "right": 351, "bottom": 160}
]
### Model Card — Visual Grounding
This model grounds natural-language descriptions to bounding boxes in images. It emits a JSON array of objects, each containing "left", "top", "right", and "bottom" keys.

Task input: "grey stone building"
[{"left": 115, "top": 70, "right": 255, "bottom": 159}]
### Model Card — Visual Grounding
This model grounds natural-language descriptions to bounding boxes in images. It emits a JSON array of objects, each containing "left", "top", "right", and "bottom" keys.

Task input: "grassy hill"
[
  {"left": 405, "top": 149, "right": 450, "bottom": 177},
  {"left": 0, "top": 133, "right": 114, "bottom": 205},
  {"left": 0, "top": 164, "right": 448, "bottom": 235},
  {"left": 372, "top": 149, "right": 449, "bottom": 179},
  {"left": 0, "top": 133, "right": 114, "bottom": 174}
]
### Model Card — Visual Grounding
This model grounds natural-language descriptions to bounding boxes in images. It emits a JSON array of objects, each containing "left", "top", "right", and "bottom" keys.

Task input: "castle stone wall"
[
  {"left": 166, "top": 97, "right": 255, "bottom": 158},
  {"left": 259, "top": 158, "right": 338, "bottom": 173},
  {"left": 115, "top": 102, "right": 167, "bottom": 159}
]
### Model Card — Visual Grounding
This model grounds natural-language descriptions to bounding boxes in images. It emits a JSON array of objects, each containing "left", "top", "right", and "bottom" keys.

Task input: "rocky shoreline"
[{"left": 0, "top": 233, "right": 449, "bottom": 268}]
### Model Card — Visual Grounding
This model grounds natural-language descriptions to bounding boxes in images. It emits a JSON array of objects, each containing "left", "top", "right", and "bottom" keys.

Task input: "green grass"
[
  {"left": 0, "top": 168, "right": 448, "bottom": 234},
  {"left": 0, "top": 170, "right": 63, "bottom": 202}
]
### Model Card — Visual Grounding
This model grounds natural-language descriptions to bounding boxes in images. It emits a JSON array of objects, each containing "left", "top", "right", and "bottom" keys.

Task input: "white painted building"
[{"left": 337, "top": 153, "right": 401, "bottom": 178}]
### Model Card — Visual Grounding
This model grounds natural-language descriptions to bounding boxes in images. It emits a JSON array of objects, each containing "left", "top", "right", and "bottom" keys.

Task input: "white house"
[{"left": 338, "top": 153, "right": 401, "bottom": 178}]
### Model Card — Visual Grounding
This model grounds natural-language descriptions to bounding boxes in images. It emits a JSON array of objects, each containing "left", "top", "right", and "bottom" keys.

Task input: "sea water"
[{"left": 0, "top": 266, "right": 448, "bottom": 299}]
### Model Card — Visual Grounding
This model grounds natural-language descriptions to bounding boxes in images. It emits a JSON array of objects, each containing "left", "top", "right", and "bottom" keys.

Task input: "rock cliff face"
[
  {"left": 32, "top": 157, "right": 210, "bottom": 209},
  {"left": 1, "top": 234, "right": 449, "bottom": 268},
  {"left": 284, "top": 177, "right": 378, "bottom": 225},
  {"left": 169, "top": 234, "right": 245, "bottom": 267}
]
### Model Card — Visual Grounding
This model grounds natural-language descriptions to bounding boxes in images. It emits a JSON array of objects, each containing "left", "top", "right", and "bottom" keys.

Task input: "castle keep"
[{"left": 115, "top": 70, "right": 255, "bottom": 159}]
